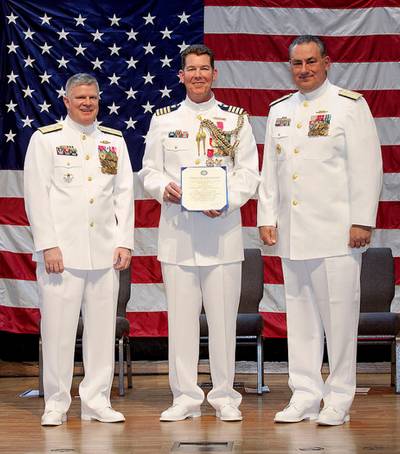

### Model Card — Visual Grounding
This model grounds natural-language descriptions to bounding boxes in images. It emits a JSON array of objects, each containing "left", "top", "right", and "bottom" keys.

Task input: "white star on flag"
[
  {"left": 143, "top": 72, "right": 155, "bottom": 84},
  {"left": 74, "top": 44, "right": 86, "bottom": 56},
  {"left": 125, "top": 88, "right": 138, "bottom": 99},
  {"left": 5, "top": 130, "right": 16, "bottom": 142},
  {"left": 126, "top": 29, "right": 138, "bottom": 40},
  {"left": 91, "top": 30, "right": 104, "bottom": 41},
  {"left": 40, "top": 13, "right": 52, "bottom": 25},
  {"left": 143, "top": 13, "right": 155, "bottom": 25},
  {"left": 21, "top": 116, "right": 34, "bottom": 128},
  {"left": 108, "top": 73, "right": 121, "bottom": 85},
  {"left": 143, "top": 42, "right": 155, "bottom": 55},
  {"left": 23, "top": 29, "right": 35, "bottom": 40},
  {"left": 6, "top": 13, "right": 18, "bottom": 24},
  {"left": 178, "top": 12, "right": 190, "bottom": 23},
  {"left": 124, "top": 117, "right": 137, "bottom": 129},
  {"left": 178, "top": 41, "right": 189, "bottom": 52},
  {"left": 7, "top": 42, "right": 19, "bottom": 54},
  {"left": 6, "top": 100, "right": 17, "bottom": 112},
  {"left": 109, "top": 43, "right": 121, "bottom": 56},
  {"left": 22, "top": 86, "right": 35, "bottom": 98},
  {"left": 126, "top": 57, "right": 138, "bottom": 69},
  {"left": 107, "top": 102, "right": 120, "bottom": 114},
  {"left": 39, "top": 101, "right": 51, "bottom": 112},
  {"left": 160, "top": 55, "right": 172, "bottom": 68},
  {"left": 75, "top": 14, "right": 86, "bottom": 26},
  {"left": 142, "top": 101, "right": 154, "bottom": 113},
  {"left": 109, "top": 14, "right": 121, "bottom": 26},
  {"left": 91, "top": 58, "right": 104, "bottom": 70},
  {"left": 160, "top": 27, "right": 172, "bottom": 39},
  {"left": 7, "top": 71, "right": 19, "bottom": 83},
  {"left": 56, "top": 87, "right": 66, "bottom": 98},
  {"left": 24, "top": 55, "right": 35, "bottom": 67},
  {"left": 57, "top": 57, "right": 69, "bottom": 68},
  {"left": 57, "top": 29, "right": 69, "bottom": 40},
  {"left": 159, "top": 86, "right": 172, "bottom": 98},
  {"left": 40, "top": 42, "right": 52, "bottom": 54},
  {"left": 39, "top": 71, "right": 52, "bottom": 84}
]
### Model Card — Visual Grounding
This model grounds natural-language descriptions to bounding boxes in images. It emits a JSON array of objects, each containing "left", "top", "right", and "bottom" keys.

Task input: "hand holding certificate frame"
[{"left": 181, "top": 166, "right": 228, "bottom": 211}]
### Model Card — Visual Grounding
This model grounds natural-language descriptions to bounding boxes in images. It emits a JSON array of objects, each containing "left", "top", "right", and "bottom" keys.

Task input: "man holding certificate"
[{"left": 140, "top": 44, "right": 259, "bottom": 422}]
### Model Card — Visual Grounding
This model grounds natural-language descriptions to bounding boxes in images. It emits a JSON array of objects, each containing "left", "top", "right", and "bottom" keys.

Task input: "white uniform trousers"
[
  {"left": 161, "top": 262, "right": 242, "bottom": 411},
  {"left": 37, "top": 264, "right": 119, "bottom": 413},
  {"left": 282, "top": 254, "right": 362, "bottom": 412}
]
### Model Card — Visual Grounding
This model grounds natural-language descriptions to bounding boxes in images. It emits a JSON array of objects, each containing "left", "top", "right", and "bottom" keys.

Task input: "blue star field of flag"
[{"left": 0, "top": 0, "right": 203, "bottom": 171}]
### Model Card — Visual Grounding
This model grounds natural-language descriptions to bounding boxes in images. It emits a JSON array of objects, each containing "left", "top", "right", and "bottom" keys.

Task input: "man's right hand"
[
  {"left": 163, "top": 181, "right": 181, "bottom": 204},
  {"left": 43, "top": 247, "right": 64, "bottom": 274},
  {"left": 259, "top": 226, "right": 277, "bottom": 246}
]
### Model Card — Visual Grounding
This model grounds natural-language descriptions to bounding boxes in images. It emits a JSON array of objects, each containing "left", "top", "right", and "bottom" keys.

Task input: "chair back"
[
  {"left": 117, "top": 267, "right": 131, "bottom": 317},
  {"left": 360, "top": 248, "right": 395, "bottom": 313},
  {"left": 238, "top": 248, "right": 264, "bottom": 314}
]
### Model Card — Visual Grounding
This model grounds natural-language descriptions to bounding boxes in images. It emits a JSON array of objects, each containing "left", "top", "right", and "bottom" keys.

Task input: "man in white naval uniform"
[
  {"left": 24, "top": 73, "right": 134, "bottom": 426},
  {"left": 140, "top": 45, "right": 259, "bottom": 422},
  {"left": 258, "top": 36, "right": 382, "bottom": 426}
]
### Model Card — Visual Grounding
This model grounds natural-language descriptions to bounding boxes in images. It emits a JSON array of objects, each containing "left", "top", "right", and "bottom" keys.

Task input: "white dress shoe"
[
  {"left": 317, "top": 407, "right": 350, "bottom": 426},
  {"left": 216, "top": 405, "right": 243, "bottom": 422},
  {"left": 41, "top": 410, "right": 67, "bottom": 426},
  {"left": 274, "top": 403, "right": 319, "bottom": 423},
  {"left": 159, "top": 404, "right": 201, "bottom": 422},
  {"left": 81, "top": 406, "right": 125, "bottom": 423}
]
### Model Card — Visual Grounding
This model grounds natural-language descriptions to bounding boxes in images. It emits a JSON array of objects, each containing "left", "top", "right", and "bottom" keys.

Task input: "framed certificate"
[{"left": 181, "top": 166, "right": 228, "bottom": 211}]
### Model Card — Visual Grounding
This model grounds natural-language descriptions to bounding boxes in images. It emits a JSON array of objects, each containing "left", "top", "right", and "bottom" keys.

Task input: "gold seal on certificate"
[{"left": 181, "top": 166, "right": 228, "bottom": 211}]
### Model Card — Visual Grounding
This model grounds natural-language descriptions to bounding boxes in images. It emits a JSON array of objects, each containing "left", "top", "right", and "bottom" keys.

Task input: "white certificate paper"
[{"left": 181, "top": 166, "right": 228, "bottom": 211}]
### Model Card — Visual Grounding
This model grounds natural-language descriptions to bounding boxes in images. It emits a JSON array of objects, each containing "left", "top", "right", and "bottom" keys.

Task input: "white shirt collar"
[
  {"left": 299, "top": 78, "right": 330, "bottom": 101},
  {"left": 183, "top": 94, "right": 217, "bottom": 112},
  {"left": 65, "top": 115, "right": 96, "bottom": 135}
]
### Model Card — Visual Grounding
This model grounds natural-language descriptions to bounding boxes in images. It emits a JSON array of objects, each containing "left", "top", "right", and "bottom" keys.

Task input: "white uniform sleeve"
[
  {"left": 226, "top": 114, "right": 260, "bottom": 213},
  {"left": 139, "top": 115, "right": 170, "bottom": 204},
  {"left": 114, "top": 137, "right": 134, "bottom": 250},
  {"left": 345, "top": 97, "right": 383, "bottom": 227},
  {"left": 257, "top": 114, "right": 279, "bottom": 226},
  {"left": 23, "top": 131, "right": 59, "bottom": 252}
]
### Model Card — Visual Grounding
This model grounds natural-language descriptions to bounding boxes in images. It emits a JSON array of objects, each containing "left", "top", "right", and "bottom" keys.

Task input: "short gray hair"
[
  {"left": 289, "top": 35, "right": 328, "bottom": 59},
  {"left": 65, "top": 73, "right": 99, "bottom": 96}
]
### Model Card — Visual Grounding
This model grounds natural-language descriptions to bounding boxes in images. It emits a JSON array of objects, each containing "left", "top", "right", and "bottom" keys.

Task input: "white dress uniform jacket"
[
  {"left": 24, "top": 115, "right": 134, "bottom": 268},
  {"left": 140, "top": 95, "right": 259, "bottom": 265},
  {"left": 257, "top": 80, "right": 382, "bottom": 259}
]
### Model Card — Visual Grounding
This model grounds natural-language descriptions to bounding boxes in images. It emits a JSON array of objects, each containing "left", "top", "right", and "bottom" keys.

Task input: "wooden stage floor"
[{"left": 0, "top": 371, "right": 399, "bottom": 453}]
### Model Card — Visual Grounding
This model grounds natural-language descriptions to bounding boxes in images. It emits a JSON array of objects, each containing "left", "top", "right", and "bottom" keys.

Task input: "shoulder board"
[
  {"left": 155, "top": 104, "right": 181, "bottom": 116},
  {"left": 338, "top": 89, "right": 363, "bottom": 101},
  {"left": 38, "top": 123, "right": 63, "bottom": 134},
  {"left": 218, "top": 103, "right": 247, "bottom": 115},
  {"left": 98, "top": 125, "right": 123, "bottom": 137},
  {"left": 269, "top": 93, "right": 293, "bottom": 107}
]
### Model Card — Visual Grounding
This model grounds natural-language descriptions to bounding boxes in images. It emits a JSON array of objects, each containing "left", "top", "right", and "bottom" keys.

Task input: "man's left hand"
[
  {"left": 113, "top": 247, "right": 132, "bottom": 270},
  {"left": 203, "top": 210, "right": 222, "bottom": 218},
  {"left": 349, "top": 225, "right": 372, "bottom": 248}
]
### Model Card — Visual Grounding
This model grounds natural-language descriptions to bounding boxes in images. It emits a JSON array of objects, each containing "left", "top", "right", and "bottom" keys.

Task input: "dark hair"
[
  {"left": 181, "top": 44, "right": 215, "bottom": 69},
  {"left": 289, "top": 35, "right": 328, "bottom": 59}
]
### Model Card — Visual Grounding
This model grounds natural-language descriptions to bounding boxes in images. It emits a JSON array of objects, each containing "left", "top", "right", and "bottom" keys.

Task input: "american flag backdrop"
[{"left": 0, "top": 0, "right": 399, "bottom": 337}]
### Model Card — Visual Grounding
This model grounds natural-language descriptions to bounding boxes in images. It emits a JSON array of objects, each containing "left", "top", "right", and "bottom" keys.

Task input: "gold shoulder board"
[
  {"left": 38, "top": 123, "right": 63, "bottom": 134},
  {"left": 269, "top": 93, "right": 293, "bottom": 107},
  {"left": 218, "top": 103, "right": 247, "bottom": 115},
  {"left": 98, "top": 125, "right": 123, "bottom": 137},
  {"left": 155, "top": 104, "right": 180, "bottom": 116},
  {"left": 338, "top": 89, "right": 363, "bottom": 101}
]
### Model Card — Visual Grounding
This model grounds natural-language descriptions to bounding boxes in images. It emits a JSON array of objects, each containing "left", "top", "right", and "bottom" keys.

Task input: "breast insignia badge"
[
  {"left": 98, "top": 145, "right": 118, "bottom": 174},
  {"left": 308, "top": 113, "right": 331, "bottom": 137}
]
